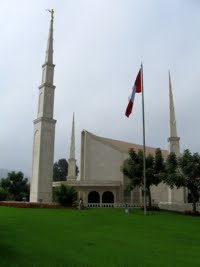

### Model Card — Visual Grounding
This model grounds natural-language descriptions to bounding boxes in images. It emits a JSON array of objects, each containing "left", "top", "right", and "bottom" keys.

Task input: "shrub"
[
  {"left": 0, "top": 187, "right": 8, "bottom": 201},
  {"left": 0, "top": 201, "right": 61, "bottom": 208},
  {"left": 53, "top": 184, "right": 77, "bottom": 206},
  {"left": 183, "top": 210, "right": 200, "bottom": 216}
]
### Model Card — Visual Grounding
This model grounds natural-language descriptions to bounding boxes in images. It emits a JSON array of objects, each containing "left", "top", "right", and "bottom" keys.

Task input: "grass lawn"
[{"left": 0, "top": 207, "right": 200, "bottom": 267}]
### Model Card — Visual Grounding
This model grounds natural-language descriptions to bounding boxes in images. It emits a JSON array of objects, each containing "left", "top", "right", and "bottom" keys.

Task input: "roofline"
[{"left": 81, "top": 130, "right": 168, "bottom": 154}]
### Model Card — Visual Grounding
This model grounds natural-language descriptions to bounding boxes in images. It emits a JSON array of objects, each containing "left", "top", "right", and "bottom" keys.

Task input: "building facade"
[
  {"left": 31, "top": 14, "right": 187, "bottom": 207},
  {"left": 52, "top": 74, "right": 186, "bottom": 207}
]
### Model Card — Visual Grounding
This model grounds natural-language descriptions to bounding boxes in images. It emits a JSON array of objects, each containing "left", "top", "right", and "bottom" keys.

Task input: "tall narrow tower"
[
  {"left": 168, "top": 72, "right": 180, "bottom": 155},
  {"left": 67, "top": 113, "right": 77, "bottom": 180},
  {"left": 30, "top": 11, "right": 56, "bottom": 203},
  {"left": 167, "top": 72, "right": 184, "bottom": 203}
]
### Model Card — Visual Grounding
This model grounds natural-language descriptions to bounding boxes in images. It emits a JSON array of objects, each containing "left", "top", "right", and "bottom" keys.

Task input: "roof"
[{"left": 83, "top": 130, "right": 169, "bottom": 159}]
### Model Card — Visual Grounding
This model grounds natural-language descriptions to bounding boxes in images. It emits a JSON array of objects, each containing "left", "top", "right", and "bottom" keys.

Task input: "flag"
[{"left": 125, "top": 68, "right": 142, "bottom": 117}]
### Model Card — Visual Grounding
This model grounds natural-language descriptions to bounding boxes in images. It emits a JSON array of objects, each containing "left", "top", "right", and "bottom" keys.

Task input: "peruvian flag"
[{"left": 125, "top": 68, "right": 142, "bottom": 117}]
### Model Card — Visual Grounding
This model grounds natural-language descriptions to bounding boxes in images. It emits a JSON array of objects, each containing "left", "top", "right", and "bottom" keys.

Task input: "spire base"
[
  {"left": 167, "top": 137, "right": 180, "bottom": 142},
  {"left": 67, "top": 158, "right": 76, "bottom": 181},
  {"left": 168, "top": 137, "right": 180, "bottom": 156}
]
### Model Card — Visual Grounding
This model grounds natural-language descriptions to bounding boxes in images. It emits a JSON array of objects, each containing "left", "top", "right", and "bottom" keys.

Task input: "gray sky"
[{"left": 0, "top": 0, "right": 200, "bottom": 176}]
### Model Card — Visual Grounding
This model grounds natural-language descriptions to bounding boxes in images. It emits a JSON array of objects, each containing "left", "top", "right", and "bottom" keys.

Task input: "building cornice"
[
  {"left": 38, "top": 83, "right": 56, "bottom": 90},
  {"left": 34, "top": 117, "right": 56, "bottom": 124}
]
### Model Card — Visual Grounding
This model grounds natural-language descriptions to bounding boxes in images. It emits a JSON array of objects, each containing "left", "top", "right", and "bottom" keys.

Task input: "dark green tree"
[
  {"left": 121, "top": 148, "right": 165, "bottom": 207},
  {"left": 53, "top": 159, "right": 68, "bottom": 181},
  {"left": 164, "top": 149, "right": 200, "bottom": 212},
  {"left": 53, "top": 184, "right": 77, "bottom": 206},
  {"left": 53, "top": 158, "right": 79, "bottom": 181},
  {"left": 0, "top": 187, "right": 8, "bottom": 201},
  {"left": 0, "top": 171, "right": 29, "bottom": 201}
]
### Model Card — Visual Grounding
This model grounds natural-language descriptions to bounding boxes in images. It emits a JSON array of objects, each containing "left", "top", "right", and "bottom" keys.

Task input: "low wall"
[
  {"left": 0, "top": 201, "right": 61, "bottom": 208},
  {"left": 86, "top": 203, "right": 140, "bottom": 208},
  {"left": 159, "top": 202, "right": 200, "bottom": 212}
]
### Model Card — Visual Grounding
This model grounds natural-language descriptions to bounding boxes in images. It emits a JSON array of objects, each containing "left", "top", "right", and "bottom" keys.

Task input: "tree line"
[
  {"left": 1, "top": 152, "right": 199, "bottom": 211},
  {"left": 0, "top": 171, "right": 29, "bottom": 201},
  {"left": 0, "top": 158, "right": 79, "bottom": 202},
  {"left": 121, "top": 148, "right": 200, "bottom": 212}
]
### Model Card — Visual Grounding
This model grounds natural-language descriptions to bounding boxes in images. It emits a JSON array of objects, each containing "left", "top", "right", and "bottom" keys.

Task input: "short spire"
[
  {"left": 168, "top": 71, "right": 180, "bottom": 156},
  {"left": 67, "top": 113, "right": 76, "bottom": 180},
  {"left": 168, "top": 72, "right": 184, "bottom": 204},
  {"left": 70, "top": 112, "right": 75, "bottom": 159},
  {"left": 45, "top": 9, "right": 54, "bottom": 65},
  {"left": 169, "top": 71, "right": 178, "bottom": 137}
]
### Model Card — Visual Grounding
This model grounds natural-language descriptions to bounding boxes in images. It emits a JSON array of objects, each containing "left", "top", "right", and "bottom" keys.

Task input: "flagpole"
[{"left": 141, "top": 63, "right": 147, "bottom": 215}]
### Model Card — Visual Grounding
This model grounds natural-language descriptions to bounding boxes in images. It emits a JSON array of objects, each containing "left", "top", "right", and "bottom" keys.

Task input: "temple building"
[
  {"left": 30, "top": 12, "right": 186, "bottom": 206},
  {"left": 52, "top": 71, "right": 186, "bottom": 206},
  {"left": 53, "top": 88, "right": 185, "bottom": 206}
]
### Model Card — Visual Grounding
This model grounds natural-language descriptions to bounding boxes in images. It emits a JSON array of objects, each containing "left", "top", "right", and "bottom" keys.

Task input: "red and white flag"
[{"left": 125, "top": 68, "right": 142, "bottom": 117}]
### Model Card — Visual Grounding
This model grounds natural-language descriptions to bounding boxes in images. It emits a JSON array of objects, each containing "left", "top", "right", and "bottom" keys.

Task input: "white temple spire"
[
  {"left": 70, "top": 112, "right": 75, "bottom": 159},
  {"left": 168, "top": 71, "right": 180, "bottom": 156},
  {"left": 67, "top": 113, "right": 76, "bottom": 180},
  {"left": 169, "top": 71, "right": 178, "bottom": 138},
  {"left": 30, "top": 11, "right": 56, "bottom": 203},
  {"left": 167, "top": 71, "right": 185, "bottom": 204}
]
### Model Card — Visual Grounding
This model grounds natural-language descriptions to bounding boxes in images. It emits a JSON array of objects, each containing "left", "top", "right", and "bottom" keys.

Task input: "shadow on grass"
[
  {"left": 125, "top": 208, "right": 162, "bottom": 216},
  {"left": 0, "top": 226, "right": 21, "bottom": 266}
]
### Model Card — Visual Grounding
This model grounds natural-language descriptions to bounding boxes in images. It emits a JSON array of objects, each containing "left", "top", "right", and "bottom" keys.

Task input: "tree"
[
  {"left": 0, "top": 171, "right": 29, "bottom": 201},
  {"left": 0, "top": 187, "right": 8, "bottom": 201},
  {"left": 121, "top": 148, "right": 165, "bottom": 207},
  {"left": 164, "top": 149, "right": 200, "bottom": 213},
  {"left": 53, "top": 159, "right": 68, "bottom": 181},
  {"left": 53, "top": 158, "right": 79, "bottom": 181},
  {"left": 53, "top": 184, "right": 77, "bottom": 206}
]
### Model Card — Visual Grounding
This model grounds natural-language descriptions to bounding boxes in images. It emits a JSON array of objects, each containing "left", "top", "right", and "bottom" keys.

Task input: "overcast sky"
[{"left": 0, "top": 0, "right": 200, "bottom": 176}]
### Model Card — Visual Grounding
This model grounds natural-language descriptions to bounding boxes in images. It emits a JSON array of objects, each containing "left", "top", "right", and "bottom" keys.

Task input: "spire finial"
[
  {"left": 44, "top": 9, "right": 54, "bottom": 65},
  {"left": 46, "top": 9, "right": 54, "bottom": 20}
]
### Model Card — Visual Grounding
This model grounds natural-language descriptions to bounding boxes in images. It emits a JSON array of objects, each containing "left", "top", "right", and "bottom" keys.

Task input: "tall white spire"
[
  {"left": 30, "top": 10, "right": 56, "bottom": 203},
  {"left": 67, "top": 113, "right": 76, "bottom": 181},
  {"left": 169, "top": 72, "right": 178, "bottom": 138},
  {"left": 168, "top": 71, "right": 180, "bottom": 155},
  {"left": 167, "top": 71, "right": 183, "bottom": 204},
  {"left": 70, "top": 113, "right": 75, "bottom": 159}
]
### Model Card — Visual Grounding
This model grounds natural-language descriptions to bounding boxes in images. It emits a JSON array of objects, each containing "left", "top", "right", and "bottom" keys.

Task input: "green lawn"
[{"left": 0, "top": 207, "right": 200, "bottom": 267}]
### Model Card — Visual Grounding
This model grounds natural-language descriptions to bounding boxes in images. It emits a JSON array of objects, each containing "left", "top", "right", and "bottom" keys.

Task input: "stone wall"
[
  {"left": 159, "top": 202, "right": 200, "bottom": 212},
  {"left": 81, "top": 131, "right": 125, "bottom": 182}
]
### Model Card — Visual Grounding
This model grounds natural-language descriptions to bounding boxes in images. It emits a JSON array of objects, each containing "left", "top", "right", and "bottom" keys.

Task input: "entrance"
[
  {"left": 88, "top": 191, "right": 100, "bottom": 203},
  {"left": 102, "top": 191, "right": 114, "bottom": 203}
]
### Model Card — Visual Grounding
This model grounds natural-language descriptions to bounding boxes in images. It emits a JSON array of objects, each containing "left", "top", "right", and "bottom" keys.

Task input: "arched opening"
[
  {"left": 102, "top": 191, "right": 114, "bottom": 203},
  {"left": 88, "top": 191, "right": 100, "bottom": 203}
]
